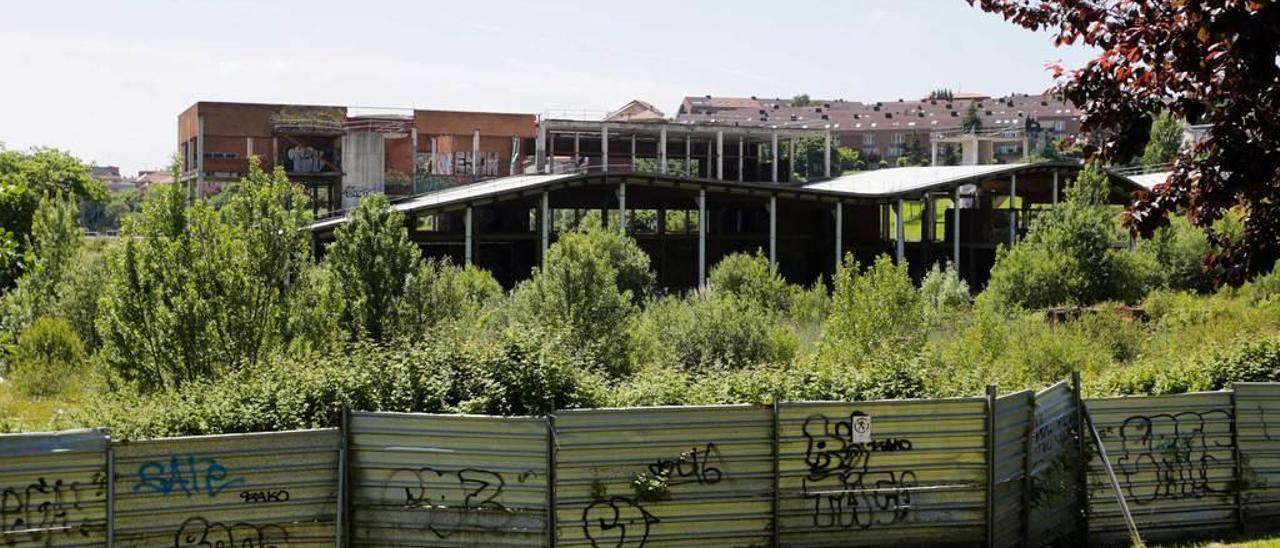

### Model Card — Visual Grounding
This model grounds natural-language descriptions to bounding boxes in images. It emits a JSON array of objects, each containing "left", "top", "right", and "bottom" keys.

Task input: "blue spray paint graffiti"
[{"left": 133, "top": 455, "right": 246, "bottom": 498}]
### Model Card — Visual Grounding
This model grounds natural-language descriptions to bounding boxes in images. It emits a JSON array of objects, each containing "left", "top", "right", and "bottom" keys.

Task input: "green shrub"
[
  {"left": 1135, "top": 216, "right": 1217, "bottom": 293},
  {"left": 1203, "top": 335, "right": 1280, "bottom": 389},
  {"left": 633, "top": 294, "right": 794, "bottom": 372},
  {"left": 820, "top": 254, "right": 924, "bottom": 365},
  {"left": 326, "top": 193, "right": 419, "bottom": 342},
  {"left": 920, "top": 262, "right": 970, "bottom": 327},
  {"left": 708, "top": 252, "right": 791, "bottom": 313},
  {"left": 8, "top": 317, "right": 84, "bottom": 397}
]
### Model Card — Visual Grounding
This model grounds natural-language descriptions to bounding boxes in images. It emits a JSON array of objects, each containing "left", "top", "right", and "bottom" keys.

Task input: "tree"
[
  {"left": 1142, "top": 113, "right": 1185, "bottom": 169},
  {"left": 905, "top": 131, "right": 926, "bottom": 166},
  {"left": 0, "top": 147, "right": 105, "bottom": 287},
  {"left": 325, "top": 193, "right": 420, "bottom": 342},
  {"left": 791, "top": 94, "right": 813, "bottom": 107},
  {"left": 961, "top": 103, "right": 983, "bottom": 133},
  {"left": 966, "top": 0, "right": 1280, "bottom": 285}
]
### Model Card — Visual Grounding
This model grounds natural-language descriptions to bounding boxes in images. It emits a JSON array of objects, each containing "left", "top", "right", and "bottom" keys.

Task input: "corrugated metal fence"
[{"left": 5, "top": 381, "right": 1280, "bottom": 546}]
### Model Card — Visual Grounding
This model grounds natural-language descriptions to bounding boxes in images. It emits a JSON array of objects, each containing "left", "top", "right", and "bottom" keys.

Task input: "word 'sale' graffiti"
[
  {"left": 1109, "top": 409, "right": 1233, "bottom": 505},
  {"left": 0, "top": 472, "right": 107, "bottom": 545},
  {"left": 134, "top": 454, "right": 246, "bottom": 498},
  {"left": 801, "top": 412, "right": 916, "bottom": 530}
]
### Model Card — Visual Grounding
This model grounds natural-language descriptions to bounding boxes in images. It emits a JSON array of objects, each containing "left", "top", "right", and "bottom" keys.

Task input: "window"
[
  {"left": 862, "top": 134, "right": 875, "bottom": 146},
  {"left": 892, "top": 133, "right": 906, "bottom": 145}
]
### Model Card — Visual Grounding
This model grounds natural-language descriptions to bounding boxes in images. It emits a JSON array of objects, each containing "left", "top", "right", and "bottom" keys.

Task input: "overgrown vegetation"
[{"left": 4, "top": 154, "right": 1279, "bottom": 438}]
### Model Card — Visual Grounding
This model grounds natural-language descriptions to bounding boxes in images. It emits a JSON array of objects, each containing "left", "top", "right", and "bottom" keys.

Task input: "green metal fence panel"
[
  {"left": 0, "top": 429, "right": 109, "bottom": 547},
  {"left": 111, "top": 429, "right": 340, "bottom": 547},
  {"left": 553, "top": 405, "right": 773, "bottom": 548},
  {"left": 348, "top": 411, "right": 548, "bottom": 547},
  {"left": 776, "top": 398, "right": 988, "bottom": 547},
  {"left": 1027, "top": 381, "right": 1081, "bottom": 546},
  {"left": 1236, "top": 382, "right": 1280, "bottom": 533},
  {"left": 993, "top": 390, "right": 1032, "bottom": 548},
  {"left": 1086, "top": 392, "right": 1236, "bottom": 545}
]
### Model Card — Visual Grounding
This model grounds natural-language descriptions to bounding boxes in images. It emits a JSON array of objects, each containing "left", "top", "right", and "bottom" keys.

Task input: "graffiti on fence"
[
  {"left": 134, "top": 454, "right": 246, "bottom": 497},
  {"left": 173, "top": 516, "right": 289, "bottom": 547},
  {"left": 381, "top": 466, "right": 538, "bottom": 539},
  {"left": 1106, "top": 409, "right": 1233, "bottom": 505},
  {"left": 646, "top": 442, "right": 723, "bottom": 487},
  {"left": 0, "top": 472, "right": 107, "bottom": 545},
  {"left": 801, "top": 412, "right": 917, "bottom": 529},
  {"left": 239, "top": 489, "right": 290, "bottom": 503},
  {"left": 582, "top": 496, "right": 659, "bottom": 548}
]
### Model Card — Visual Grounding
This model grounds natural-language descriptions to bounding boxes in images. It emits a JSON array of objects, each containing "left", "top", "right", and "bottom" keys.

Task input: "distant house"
[
  {"left": 135, "top": 170, "right": 173, "bottom": 191},
  {"left": 605, "top": 100, "right": 665, "bottom": 123}
]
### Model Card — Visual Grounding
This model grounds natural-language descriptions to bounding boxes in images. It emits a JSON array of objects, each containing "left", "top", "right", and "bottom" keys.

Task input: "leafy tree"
[
  {"left": 791, "top": 94, "right": 813, "bottom": 107},
  {"left": 967, "top": 0, "right": 1280, "bottom": 285},
  {"left": 511, "top": 222, "right": 649, "bottom": 375},
  {"left": 708, "top": 252, "right": 791, "bottom": 313},
  {"left": 5, "top": 192, "right": 82, "bottom": 328},
  {"left": 961, "top": 103, "right": 983, "bottom": 133},
  {"left": 820, "top": 254, "right": 924, "bottom": 363},
  {"left": 836, "top": 147, "right": 861, "bottom": 172},
  {"left": 1135, "top": 215, "right": 1218, "bottom": 294},
  {"left": 325, "top": 193, "right": 419, "bottom": 342},
  {"left": 904, "top": 131, "right": 926, "bottom": 166},
  {"left": 1141, "top": 113, "right": 1185, "bottom": 169},
  {"left": 982, "top": 163, "right": 1148, "bottom": 311},
  {"left": 98, "top": 161, "right": 316, "bottom": 390},
  {"left": 8, "top": 317, "right": 83, "bottom": 396},
  {"left": 0, "top": 147, "right": 105, "bottom": 287}
]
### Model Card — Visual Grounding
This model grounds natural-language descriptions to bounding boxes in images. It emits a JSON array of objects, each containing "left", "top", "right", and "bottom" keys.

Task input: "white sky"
[{"left": 0, "top": 0, "right": 1093, "bottom": 175}]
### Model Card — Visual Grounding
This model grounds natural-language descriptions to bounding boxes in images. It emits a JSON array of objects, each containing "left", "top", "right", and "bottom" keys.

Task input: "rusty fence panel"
[
  {"left": 348, "top": 411, "right": 548, "bottom": 547},
  {"left": 0, "top": 429, "right": 110, "bottom": 547},
  {"left": 1085, "top": 391, "right": 1236, "bottom": 545},
  {"left": 992, "top": 390, "right": 1032, "bottom": 548},
  {"left": 1236, "top": 382, "right": 1280, "bottom": 534},
  {"left": 553, "top": 404, "right": 773, "bottom": 548},
  {"left": 776, "top": 398, "right": 989, "bottom": 547},
  {"left": 1027, "top": 380, "right": 1082, "bottom": 546},
  {"left": 111, "top": 428, "right": 341, "bottom": 547}
]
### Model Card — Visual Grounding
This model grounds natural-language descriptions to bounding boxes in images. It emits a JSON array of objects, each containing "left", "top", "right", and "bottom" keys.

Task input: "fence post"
[
  {"left": 986, "top": 385, "right": 997, "bottom": 548},
  {"left": 1232, "top": 384, "right": 1244, "bottom": 534},
  {"left": 339, "top": 405, "right": 350, "bottom": 548},
  {"left": 1020, "top": 388, "right": 1036, "bottom": 548},
  {"left": 546, "top": 413, "right": 558, "bottom": 548},
  {"left": 1072, "top": 371, "right": 1089, "bottom": 543},
  {"left": 771, "top": 399, "right": 782, "bottom": 548},
  {"left": 106, "top": 433, "right": 115, "bottom": 548}
]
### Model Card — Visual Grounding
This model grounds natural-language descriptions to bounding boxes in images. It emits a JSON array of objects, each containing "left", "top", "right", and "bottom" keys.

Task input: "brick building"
[
  {"left": 676, "top": 91, "right": 1082, "bottom": 166},
  {"left": 177, "top": 102, "right": 536, "bottom": 214}
]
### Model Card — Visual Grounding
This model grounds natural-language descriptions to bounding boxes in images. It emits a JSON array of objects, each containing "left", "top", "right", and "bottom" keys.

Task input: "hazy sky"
[{"left": 0, "top": 1, "right": 1093, "bottom": 174}]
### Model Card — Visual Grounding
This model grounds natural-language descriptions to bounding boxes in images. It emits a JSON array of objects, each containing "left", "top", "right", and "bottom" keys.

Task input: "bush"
[
  {"left": 983, "top": 163, "right": 1149, "bottom": 311},
  {"left": 633, "top": 294, "right": 795, "bottom": 372},
  {"left": 820, "top": 254, "right": 924, "bottom": 364},
  {"left": 920, "top": 262, "right": 970, "bottom": 327},
  {"left": 8, "top": 317, "right": 84, "bottom": 397},
  {"left": 1136, "top": 216, "right": 1217, "bottom": 293},
  {"left": 708, "top": 252, "right": 791, "bottom": 313},
  {"left": 326, "top": 193, "right": 419, "bottom": 342},
  {"left": 1204, "top": 335, "right": 1280, "bottom": 389}
]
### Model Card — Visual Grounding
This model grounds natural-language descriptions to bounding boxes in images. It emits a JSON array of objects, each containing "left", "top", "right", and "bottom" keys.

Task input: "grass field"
[{"left": 0, "top": 378, "right": 84, "bottom": 432}]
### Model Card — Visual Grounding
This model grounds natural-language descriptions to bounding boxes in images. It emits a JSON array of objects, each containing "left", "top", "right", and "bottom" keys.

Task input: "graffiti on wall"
[
  {"left": 133, "top": 455, "right": 246, "bottom": 498},
  {"left": 1102, "top": 409, "right": 1234, "bottom": 505},
  {"left": 0, "top": 473, "right": 107, "bottom": 545},
  {"left": 801, "top": 412, "right": 917, "bottom": 530},
  {"left": 173, "top": 516, "right": 289, "bottom": 548},
  {"left": 583, "top": 497, "right": 659, "bottom": 548},
  {"left": 380, "top": 466, "right": 540, "bottom": 539}
]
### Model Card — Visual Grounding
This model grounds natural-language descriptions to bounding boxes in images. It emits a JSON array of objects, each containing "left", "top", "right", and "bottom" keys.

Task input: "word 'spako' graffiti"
[{"left": 801, "top": 412, "right": 917, "bottom": 530}]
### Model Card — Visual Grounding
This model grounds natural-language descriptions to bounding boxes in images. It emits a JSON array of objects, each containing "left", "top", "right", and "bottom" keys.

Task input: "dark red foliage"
[{"left": 967, "top": 0, "right": 1280, "bottom": 286}]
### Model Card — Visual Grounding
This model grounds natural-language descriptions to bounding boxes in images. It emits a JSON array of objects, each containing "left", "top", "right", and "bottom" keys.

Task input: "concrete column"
[
  {"left": 410, "top": 128, "right": 419, "bottom": 180},
  {"left": 535, "top": 123, "right": 546, "bottom": 173},
  {"left": 788, "top": 138, "right": 796, "bottom": 181},
  {"left": 923, "top": 195, "right": 934, "bottom": 241},
  {"left": 430, "top": 137, "right": 437, "bottom": 174},
  {"left": 931, "top": 139, "right": 938, "bottom": 167},
  {"left": 472, "top": 129, "right": 481, "bottom": 176},
  {"left": 737, "top": 137, "right": 745, "bottom": 182},
  {"left": 464, "top": 206, "right": 474, "bottom": 265},
  {"left": 1052, "top": 170, "right": 1059, "bottom": 208},
  {"left": 834, "top": 202, "right": 843, "bottom": 271},
  {"left": 540, "top": 191, "right": 550, "bottom": 263},
  {"left": 195, "top": 114, "right": 205, "bottom": 198},
  {"left": 698, "top": 188, "right": 707, "bottom": 287},
  {"left": 684, "top": 135, "right": 691, "bottom": 176},
  {"left": 953, "top": 187, "right": 961, "bottom": 274},
  {"left": 895, "top": 198, "right": 906, "bottom": 263},
  {"left": 716, "top": 131, "right": 724, "bottom": 180},
  {"left": 246, "top": 137, "right": 253, "bottom": 159},
  {"left": 659, "top": 128, "right": 667, "bottom": 174},
  {"left": 824, "top": 130, "right": 833, "bottom": 178},
  {"left": 769, "top": 195, "right": 777, "bottom": 265},
  {"left": 618, "top": 182, "right": 627, "bottom": 235},
  {"left": 771, "top": 131, "right": 779, "bottom": 183},
  {"left": 573, "top": 132, "right": 580, "bottom": 170},
  {"left": 1009, "top": 174, "right": 1018, "bottom": 243},
  {"left": 630, "top": 134, "right": 637, "bottom": 169},
  {"left": 602, "top": 126, "right": 610, "bottom": 173}
]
